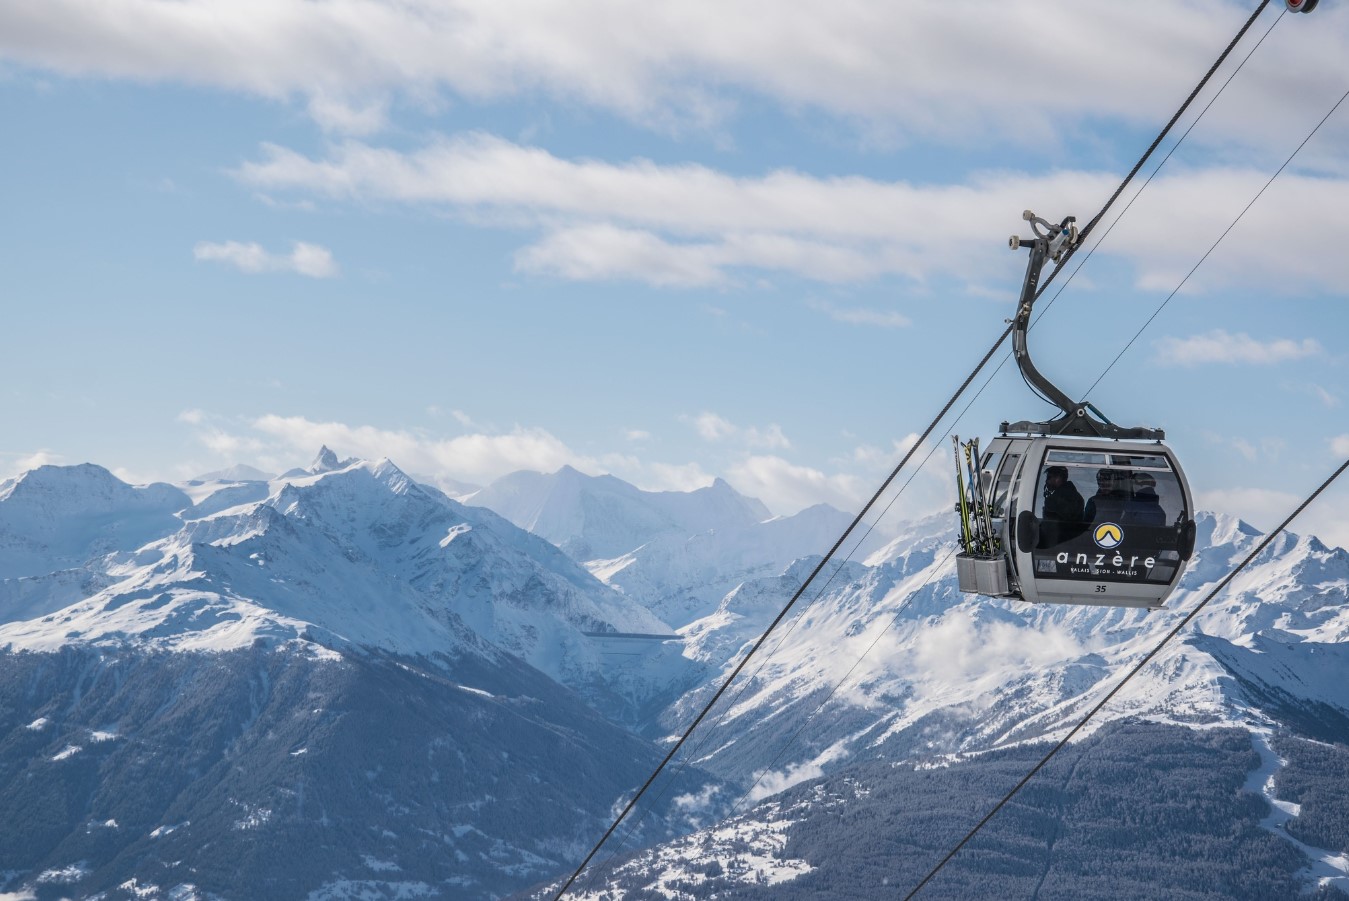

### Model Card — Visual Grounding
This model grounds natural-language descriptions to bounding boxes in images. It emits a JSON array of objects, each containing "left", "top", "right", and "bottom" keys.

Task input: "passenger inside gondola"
[
  {"left": 1038, "top": 465, "right": 1085, "bottom": 547},
  {"left": 1123, "top": 471, "right": 1166, "bottom": 525},
  {"left": 1042, "top": 466, "right": 1084, "bottom": 521},
  {"left": 1085, "top": 468, "right": 1128, "bottom": 522}
]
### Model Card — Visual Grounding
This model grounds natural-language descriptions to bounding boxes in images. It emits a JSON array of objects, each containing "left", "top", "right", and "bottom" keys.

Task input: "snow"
[
  {"left": 233, "top": 802, "right": 272, "bottom": 830},
  {"left": 361, "top": 856, "right": 401, "bottom": 873},
  {"left": 457, "top": 685, "right": 494, "bottom": 699},
  {"left": 557, "top": 801, "right": 813, "bottom": 900},
  {"left": 4, "top": 455, "right": 1349, "bottom": 896},
  {"left": 655, "top": 509, "right": 1349, "bottom": 792},
  {"left": 1246, "top": 730, "right": 1349, "bottom": 893},
  {"left": 0, "top": 457, "right": 681, "bottom": 706},
  {"left": 35, "top": 863, "right": 88, "bottom": 884},
  {"left": 118, "top": 879, "right": 159, "bottom": 898}
]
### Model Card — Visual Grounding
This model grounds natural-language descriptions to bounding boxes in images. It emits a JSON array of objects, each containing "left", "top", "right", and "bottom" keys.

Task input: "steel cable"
[
  {"left": 900, "top": 456, "right": 1349, "bottom": 901},
  {"left": 551, "top": 3, "right": 1280, "bottom": 896}
]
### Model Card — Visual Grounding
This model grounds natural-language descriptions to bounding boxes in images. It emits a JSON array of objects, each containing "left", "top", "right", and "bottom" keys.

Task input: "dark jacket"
[
  {"left": 1043, "top": 481, "right": 1085, "bottom": 522},
  {"left": 1085, "top": 491, "right": 1127, "bottom": 523}
]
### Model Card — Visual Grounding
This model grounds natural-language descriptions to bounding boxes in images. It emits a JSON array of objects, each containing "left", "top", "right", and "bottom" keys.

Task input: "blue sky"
[{"left": 2, "top": 0, "right": 1348, "bottom": 545}]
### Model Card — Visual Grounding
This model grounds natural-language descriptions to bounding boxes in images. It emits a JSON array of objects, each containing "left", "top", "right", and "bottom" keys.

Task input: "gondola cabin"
[
  {"left": 952, "top": 210, "right": 1197, "bottom": 610},
  {"left": 957, "top": 436, "right": 1195, "bottom": 609}
]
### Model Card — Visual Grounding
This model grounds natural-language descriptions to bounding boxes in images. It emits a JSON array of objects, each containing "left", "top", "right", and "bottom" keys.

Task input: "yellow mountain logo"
[{"left": 1093, "top": 522, "right": 1123, "bottom": 549}]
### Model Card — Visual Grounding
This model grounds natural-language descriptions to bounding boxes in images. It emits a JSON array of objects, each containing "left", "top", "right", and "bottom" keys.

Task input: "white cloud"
[
  {"left": 746, "top": 759, "right": 828, "bottom": 804},
  {"left": 912, "top": 611, "right": 1088, "bottom": 684},
  {"left": 306, "top": 92, "right": 388, "bottom": 136},
  {"left": 624, "top": 429, "right": 652, "bottom": 442},
  {"left": 726, "top": 454, "right": 866, "bottom": 515},
  {"left": 250, "top": 414, "right": 575, "bottom": 484},
  {"left": 6, "top": 0, "right": 1347, "bottom": 153},
  {"left": 745, "top": 425, "right": 790, "bottom": 451},
  {"left": 808, "top": 299, "right": 910, "bottom": 328},
  {"left": 1311, "top": 384, "right": 1341, "bottom": 408},
  {"left": 1154, "top": 330, "right": 1323, "bottom": 366},
  {"left": 198, "top": 428, "right": 268, "bottom": 457},
  {"left": 642, "top": 461, "right": 715, "bottom": 493},
  {"left": 182, "top": 411, "right": 728, "bottom": 495},
  {"left": 685, "top": 413, "right": 789, "bottom": 450},
  {"left": 1333, "top": 434, "right": 1349, "bottom": 456},
  {"left": 176, "top": 410, "right": 945, "bottom": 520},
  {"left": 690, "top": 413, "right": 736, "bottom": 442},
  {"left": 177, "top": 408, "right": 206, "bottom": 425},
  {"left": 1195, "top": 487, "right": 1303, "bottom": 531},
  {"left": 516, "top": 225, "right": 727, "bottom": 287},
  {"left": 235, "top": 134, "right": 1349, "bottom": 290},
  {"left": 193, "top": 240, "right": 338, "bottom": 278},
  {"left": 1, "top": 451, "right": 60, "bottom": 479},
  {"left": 1198, "top": 482, "right": 1349, "bottom": 553}
]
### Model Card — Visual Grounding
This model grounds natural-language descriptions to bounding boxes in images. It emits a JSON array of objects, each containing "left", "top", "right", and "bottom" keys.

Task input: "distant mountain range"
[
  {"left": 1, "top": 452, "right": 1346, "bottom": 899},
  {"left": 466, "top": 464, "right": 885, "bottom": 627}
]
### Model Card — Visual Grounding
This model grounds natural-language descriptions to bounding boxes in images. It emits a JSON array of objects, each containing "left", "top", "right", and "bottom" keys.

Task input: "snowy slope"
[
  {"left": 0, "top": 464, "right": 189, "bottom": 579},
  {"left": 0, "top": 454, "right": 731, "bottom": 901},
  {"left": 468, "top": 466, "right": 887, "bottom": 628},
  {"left": 466, "top": 466, "right": 771, "bottom": 562},
  {"left": 0, "top": 456, "right": 690, "bottom": 720},
  {"left": 660, "top": 511, "right": 1349, "bottom": 787},
  {"left": 522, "top": 508, "right": 1349, "bottom": 898}
]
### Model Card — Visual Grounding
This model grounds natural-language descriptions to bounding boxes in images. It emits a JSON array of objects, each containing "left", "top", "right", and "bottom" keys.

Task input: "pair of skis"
[{"left": 953, "top": 436, "right": 998, "bottom": 558}]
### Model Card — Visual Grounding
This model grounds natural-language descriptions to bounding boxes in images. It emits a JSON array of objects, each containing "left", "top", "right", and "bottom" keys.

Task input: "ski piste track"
[{"left": 553, "top": 3, "right": 1349, "bottom": 898}]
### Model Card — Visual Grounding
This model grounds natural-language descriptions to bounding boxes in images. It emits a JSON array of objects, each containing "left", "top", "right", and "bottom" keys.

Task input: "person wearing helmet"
[{"left": 1124, "top": 471, "right": 1166, "bottom": 526}]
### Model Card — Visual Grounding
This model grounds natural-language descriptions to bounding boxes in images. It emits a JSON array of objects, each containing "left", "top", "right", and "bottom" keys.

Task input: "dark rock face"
[{"left": 0, "top": 646, "right": 716, "bottom": 900}]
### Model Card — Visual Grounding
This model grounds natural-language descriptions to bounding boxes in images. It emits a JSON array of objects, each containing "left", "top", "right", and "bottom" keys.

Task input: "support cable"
[
  {"left": 550, "top": 329, "right": 1010, "bottom": 901},
  {"left": 551, "top": 5, "right": 1278, "bottom": 896},
  {"left": 902, "top": 81, "right": 1349, "bottom": 896},
  {"left": 592, "top": 0, "right": 1287, "bottom": 859},
  {"left": 1083, "top": 81, "right": 1349, "bottom": 401},
  {"left": 900, "top": 457, "right": 1349, "bottom": 901},
  {"left": 1072, "top": 1, "right": 1271, "bottom": 251},
  {"left": 603, "top": 72, "right": 1345, "bottom": 883},
  {"left": 1030, "top": 6, "right": 1283, "bottom": 332}
]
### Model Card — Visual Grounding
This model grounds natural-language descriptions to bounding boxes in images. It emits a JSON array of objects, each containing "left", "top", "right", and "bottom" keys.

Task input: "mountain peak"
[{"left": 309, "top": 446, "right": 345, "bottom": 473}]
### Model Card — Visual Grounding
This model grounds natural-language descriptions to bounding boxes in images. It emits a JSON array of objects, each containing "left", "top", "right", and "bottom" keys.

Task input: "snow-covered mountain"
[
  {"left": 523, "top": 720, "right": 1347, "bottom": 900},
  {"left": 0, "top": 463, "right": 190, "bottom": 580},
  {"left": 468, "top": 465, "right": 886, "bottom": 627},
  {"left": 0, "top": 456, "right": 688, "bottom": 717},
  {"left": 465, "top": 465, "right": 771, "bottom": 561},
  {"left": 4, "top": 451, "right": 1347, "bottom": 900},
  {"left": 0, "top": 453, "right": 725, "bottom": 900},
  {"left": 656, "top": 511, "right": 1349, "bottom": 787},
  {"left": 521, "top": 510, "right": 1349, "bottom": 899}
]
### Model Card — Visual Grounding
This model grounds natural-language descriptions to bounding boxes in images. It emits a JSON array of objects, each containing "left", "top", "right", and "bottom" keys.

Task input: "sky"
[{"left": 2, "top": 0, "right": 1348, "bottom": 547}]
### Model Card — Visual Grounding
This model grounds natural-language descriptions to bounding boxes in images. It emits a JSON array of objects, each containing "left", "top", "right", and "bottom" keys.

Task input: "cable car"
[{"left": 954, "top": 211, "right": 1196, "bottom": 609}]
